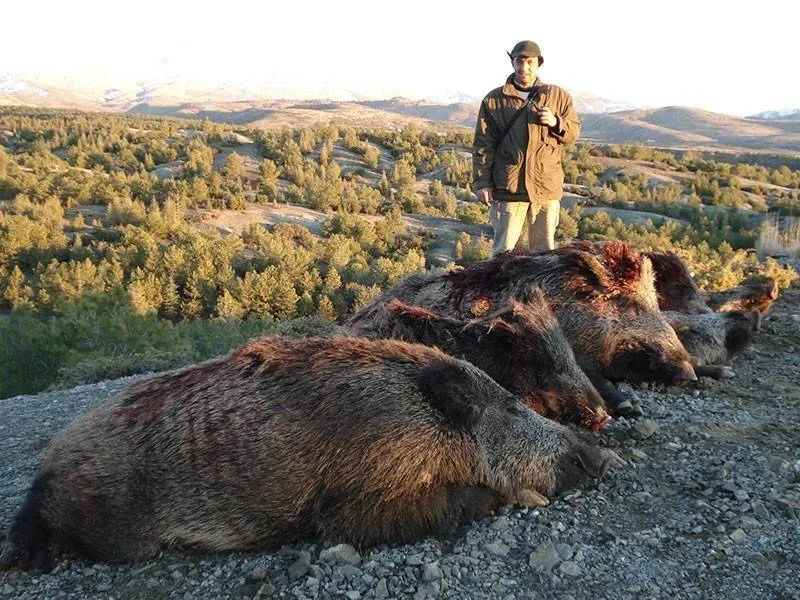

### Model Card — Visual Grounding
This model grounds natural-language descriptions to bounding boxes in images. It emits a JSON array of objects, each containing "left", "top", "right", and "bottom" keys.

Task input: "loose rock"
[
  {"left": 421, "top": 562, "right": 443, "bottom": 582},
  {"left": 485, "top": 541, "right": 510, "bottom": 557},
  {"left": 288, "top": 554, "right": 311, "bottom": 582},
  {"left": 529, "top": 542, "right": 561, "bottom": 571},
  {"left": 632, "top": 419, "right": 660, "bottom": 440},
  {"left": 319, "top": 544, "right": 361, "bottom": 566},
  {"left": 729, "top": 529, "right": 747, "bottom": 543},
  {"left": 559, "top": 561, "right": 581, "bottom": 577}
]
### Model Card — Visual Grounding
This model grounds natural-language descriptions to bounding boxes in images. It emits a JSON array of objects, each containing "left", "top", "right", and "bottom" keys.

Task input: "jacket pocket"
[
  {"left": 536, "top": 142, "right": 564, "bottom": 197},
  {"left": 492, "top": 148, "right": 524, "bottom": 193}
]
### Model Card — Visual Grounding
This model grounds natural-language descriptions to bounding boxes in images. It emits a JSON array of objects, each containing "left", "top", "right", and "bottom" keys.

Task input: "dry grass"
[{"left": 756, "top": 214, "right": 800, "bottom": 258}]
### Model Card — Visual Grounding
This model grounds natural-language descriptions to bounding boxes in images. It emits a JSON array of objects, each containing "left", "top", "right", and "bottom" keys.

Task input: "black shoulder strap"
[{"left": 492, "top": 93, "right": 540, "bottom": 149}]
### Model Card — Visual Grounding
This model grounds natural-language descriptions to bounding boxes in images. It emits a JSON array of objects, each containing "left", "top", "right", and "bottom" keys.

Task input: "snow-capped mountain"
[
  {"left": 423, "top": 91, "right": 480, "bottom": 105},
  {"left": 0, "top": 74, "right": 49, "bottom": 97},
  {"left": 571, "top": 91, "right": 637, "bottom": 114},
  {"left": 2, "top": 72, "right": 638, "bottom": 115},
  {"left": 748, "top": 108, "right": 800, "bottom": 120}
]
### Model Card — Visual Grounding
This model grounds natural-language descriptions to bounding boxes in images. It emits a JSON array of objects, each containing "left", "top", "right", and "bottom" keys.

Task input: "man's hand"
[
  {"left": 538, "top": 107, "right": 558, "bottom": 128},
  {"left": 475, "top": 187, "right": 494, "bottom": 205}
]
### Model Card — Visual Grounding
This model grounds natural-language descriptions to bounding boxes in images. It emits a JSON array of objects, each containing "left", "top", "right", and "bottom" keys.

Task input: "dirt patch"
[
  {"left": 151, "top": 160, "right": 183, "bottom": 180},
  {"left": 212, "top": 142, "right": 263, "bottom": 177},
  {"left": 190, "top": 203, "right": 329, "bottom": 236},
  {"left": 190, "top": 201, "right": 488, "bottom": 267},
  {"left": 593, "top": 156, "right": 692, "bottom": 186},
  {"left": 405, "top": 213, "right": 491, "bottom": 266}
]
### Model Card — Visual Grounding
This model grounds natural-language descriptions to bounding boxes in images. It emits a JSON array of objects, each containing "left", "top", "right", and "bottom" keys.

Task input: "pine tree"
[
  {"left": 363, "top": 145, "right": 380, "bottom": 170},
  {"left": 214, "top": 289, "right": 245, "bottom": 320},
  {"left": 71, "top": 212, "right": 86, "bottom": 230},
  {"left": 322, "top": 267, "right": 343, "bottom": 294},
  {"left": 180, "top": 273, "right": 205, "bottom": 320},
  {"left": 319, "top": 139, "right": 334, "bottom": 164},
  {"left": 378, "top": 170, "right": 391, "bottom": 198},
  {"left": 144, "top": 198, "right": 164, "bottom": 234},
  {"left": 160, "top": 276, "right": 181, "bottom": 320},
  {"left": 260, "top": 159, "right": 280, "bottom": 199},
  {"left": 222, "top": 152, "right": 246, "bottom": 182},
  {"left": 317, "top": 294, "right": 337, "bottom": 322},
  {"left": 298, "top": 129, "right": 316, "bottom": 154},
  {"left": 2, "top": 265, "right": 30, "bottom": 308},
  {"left": 454, "top": 232, "right": 469, "bottom": 259},
  {"left": 297, "top": 291, "right": 316, "bottom": 317}
]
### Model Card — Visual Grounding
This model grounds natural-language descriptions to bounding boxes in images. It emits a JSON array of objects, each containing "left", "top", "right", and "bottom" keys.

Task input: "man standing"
[{"left": 473, "top": 40, "right": 580, "bottom": 255}]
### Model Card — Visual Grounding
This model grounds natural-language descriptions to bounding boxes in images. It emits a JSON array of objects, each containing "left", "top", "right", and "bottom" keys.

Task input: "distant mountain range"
[
  {"left": 0, "top": 73, "right": 634, "bottom": 115},
  {"left": 3, "top": 74, "right": 800, "bottom": 153},
  {"left": 748, "top": 109, "right": 800, "bottom": 120}
]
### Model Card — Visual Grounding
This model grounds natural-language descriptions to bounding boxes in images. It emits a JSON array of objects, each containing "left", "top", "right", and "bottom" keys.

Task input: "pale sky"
[{"left": 4, "top": 0, "right": 799, "bottom": 116}]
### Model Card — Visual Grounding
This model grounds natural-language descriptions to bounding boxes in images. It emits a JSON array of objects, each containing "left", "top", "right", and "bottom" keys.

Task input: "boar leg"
[
  {"left": 579, "top": 362, "right": 643, "bottom": 418},
  {"left": 320, "top": 484, "right": 501, "bottom": 547},
  {"left": 401, "top": 484, "right": 502, "bottom": 540},
  {"left": 441, "top": 485, "right": 504, "bottom": 531},
  {"left": 391, "top": 484, "right": 502, "bottom": 542},
  {"left": 694, "top": 364, "right": 735, "bottom": 379}
]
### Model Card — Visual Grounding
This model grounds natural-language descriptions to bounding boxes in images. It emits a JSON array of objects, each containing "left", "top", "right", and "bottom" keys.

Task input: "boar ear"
[
  {"left": 561, "top": 251, "right": 611, "bottom": 300},
  {"left": 387, "top": 300, "right": 463, "bottom": 328},
  {"left": 417, "top": 362, "right": 487, "bottom": 428},
  {"left": 386, "top": 301, "right": 467, "bottom": 345},
  {"left": 464, "top": 317, "right": 519, "bottom": 342}
]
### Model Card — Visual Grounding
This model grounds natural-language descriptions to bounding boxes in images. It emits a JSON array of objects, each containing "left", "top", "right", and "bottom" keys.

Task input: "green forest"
[{"left": 1, "top": 106, "right": 798, "bottom": 399}]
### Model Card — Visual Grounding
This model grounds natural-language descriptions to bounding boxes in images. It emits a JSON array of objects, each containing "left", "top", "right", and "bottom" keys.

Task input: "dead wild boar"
[
  {"left": 347, "top": 241, "right": 696, "bottom": 417},
  {"left": 665, "top": 310, "right": 761, "bottom": 379},
  {"left": 0, "top": 336, "right": 622, "bottom": 569},
  {"left": 646, "top": 250, "right": 779, "bottom": 317},
  {"left": 348, "top": 295, "right": 611, "bottom": 430},
  {"left": 644, "top": 250, "right": 713, "bottom": 314},
  {"left": 644, "top": 249, "right": 770, "bottom": 377}
]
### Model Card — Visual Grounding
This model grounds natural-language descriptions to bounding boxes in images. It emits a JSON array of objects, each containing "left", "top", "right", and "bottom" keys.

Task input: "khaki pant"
[{"left": 489, "top": 199, "right": 561, "bottom": 257}]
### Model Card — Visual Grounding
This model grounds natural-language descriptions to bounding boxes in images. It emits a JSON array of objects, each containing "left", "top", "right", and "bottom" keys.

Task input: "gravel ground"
[{"left": 1, "top": 290, "right": 799, "bottom": 600}]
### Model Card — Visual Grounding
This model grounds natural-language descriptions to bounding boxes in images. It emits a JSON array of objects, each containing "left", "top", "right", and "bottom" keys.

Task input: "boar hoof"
[
  {"left": 517, "top": 489, "right": 550, "bottom": 508},
  {"left": 615, "top": 398, "right": 644, "bottom": 418},
  {"left": 556, "top": 446, "right": 624, "bottom": 493}
]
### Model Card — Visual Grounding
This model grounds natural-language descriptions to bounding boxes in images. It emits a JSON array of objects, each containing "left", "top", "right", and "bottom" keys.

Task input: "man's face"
[{"left": 512, "top": 55, "right": 540, "bottom": 87}]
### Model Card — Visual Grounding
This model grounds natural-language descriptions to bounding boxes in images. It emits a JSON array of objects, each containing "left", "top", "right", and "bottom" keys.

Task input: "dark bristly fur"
[
  {"left": 347, "top": 241, "right": 695, "bottom": 415},
  {"left": 645, "top": 250, "right": 713, "bottom": 315},
  {"left": 645, "top": 250, "right": 768, "bottom": 376},
  {"left": 348, "top": 296, "right": 610, "bottom": 430},
  {"left": 666, "top": 310, "right": 761, "bottom": 368},
  {"left": 0, "top": 337, "right": 622, "bottom": 569},
  {"left": 705, "top": 280, "right": 780, "bottom": 316},
  {"left": 646, "top": 250, "right": 779, "bottom": 317}
]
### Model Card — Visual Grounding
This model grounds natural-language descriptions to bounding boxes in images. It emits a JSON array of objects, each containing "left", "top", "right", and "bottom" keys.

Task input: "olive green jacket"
[{"left": 472, "top": 75, "right": 580, "bottom": 203}]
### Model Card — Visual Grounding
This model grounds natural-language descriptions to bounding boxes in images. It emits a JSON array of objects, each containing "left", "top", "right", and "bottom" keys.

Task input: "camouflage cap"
[{"left": 507, "top": 40, "right": 544, "bottom": 65}]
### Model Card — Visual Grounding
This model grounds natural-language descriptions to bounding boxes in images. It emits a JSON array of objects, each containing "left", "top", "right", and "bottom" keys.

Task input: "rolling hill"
[
  {"left": 4, "top": 75, "right": 800, "bottom": 152},
  {"left": 581, "top": 107, "right": 800, "bottom": 152}
]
